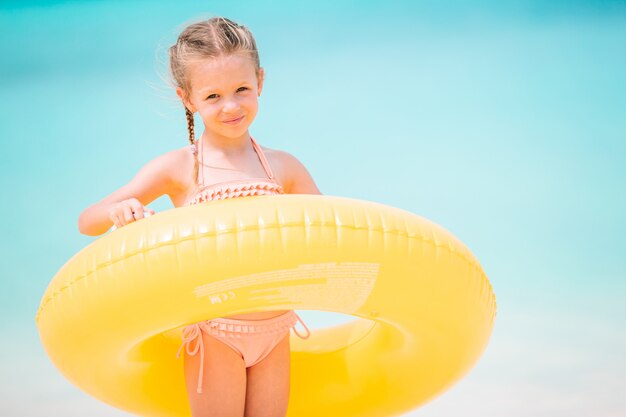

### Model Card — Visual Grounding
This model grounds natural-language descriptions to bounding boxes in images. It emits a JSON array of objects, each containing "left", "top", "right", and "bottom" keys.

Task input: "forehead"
[{"left": 189, "top": 54, "right": 258, "bottom": 94}]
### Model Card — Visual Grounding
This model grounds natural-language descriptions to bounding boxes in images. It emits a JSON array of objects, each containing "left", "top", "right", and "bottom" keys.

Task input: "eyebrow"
[
  {"left": 198, "top": 83, "right": 250, "bottom": 95},
  {"left": 197, "top": 86, "right": 217, "bottom": 94}
]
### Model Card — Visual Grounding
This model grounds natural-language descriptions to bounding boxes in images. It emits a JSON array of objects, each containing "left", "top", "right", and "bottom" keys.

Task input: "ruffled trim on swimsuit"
[
  {"left": 201, "top": 313, "right": 299, "bottom": 338},
  {"left": 186, "top": 180, "right": 284, "bottom": 206}
]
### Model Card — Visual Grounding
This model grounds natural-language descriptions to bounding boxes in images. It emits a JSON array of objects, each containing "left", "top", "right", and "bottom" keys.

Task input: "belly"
[{"left": 223, "top": 310, "right": 290, "bottom": 320}]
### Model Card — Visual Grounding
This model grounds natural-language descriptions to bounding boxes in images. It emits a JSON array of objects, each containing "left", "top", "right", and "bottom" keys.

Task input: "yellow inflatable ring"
[{"left": 36, "top": 195, "right": 496, "bottom": 417}]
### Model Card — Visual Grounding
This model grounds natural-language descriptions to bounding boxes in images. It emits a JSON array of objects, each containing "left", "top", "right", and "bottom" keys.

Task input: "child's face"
[{"left": 177, "top": 54, "right": 264, "bottom": 141}]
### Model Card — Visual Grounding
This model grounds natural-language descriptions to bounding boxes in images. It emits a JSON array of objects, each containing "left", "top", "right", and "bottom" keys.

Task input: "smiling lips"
[{"left": 223, "top": 115, "right": 244, "bottom": 125}]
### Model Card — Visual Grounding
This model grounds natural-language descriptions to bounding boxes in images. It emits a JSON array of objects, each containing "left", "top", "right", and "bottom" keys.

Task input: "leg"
[
  {"left": 244, "top": 334, "right": 291, "bottom": 417},
  {"left": 183, "top": 331, "right": 247, "bottom": 417}
]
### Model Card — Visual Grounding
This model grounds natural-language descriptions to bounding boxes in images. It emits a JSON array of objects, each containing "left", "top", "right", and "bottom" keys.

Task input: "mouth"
[{"left": 223, "top": 115, "right": 245, "bottom": 124}]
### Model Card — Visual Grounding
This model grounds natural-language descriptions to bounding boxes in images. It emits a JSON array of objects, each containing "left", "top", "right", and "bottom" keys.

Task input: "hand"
[{"left": 108, "top": 199, "right": 155, "bottom": 229}]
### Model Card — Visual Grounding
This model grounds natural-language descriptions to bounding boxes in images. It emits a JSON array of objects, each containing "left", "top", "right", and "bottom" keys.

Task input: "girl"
[{"left": 78, "top": 16, "right": 321, "bottom": 417}]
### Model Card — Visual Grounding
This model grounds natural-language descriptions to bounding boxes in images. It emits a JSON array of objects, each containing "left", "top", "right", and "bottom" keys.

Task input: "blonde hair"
[{"left": 168, "top": 16, "right": 261, "bottom": 184}]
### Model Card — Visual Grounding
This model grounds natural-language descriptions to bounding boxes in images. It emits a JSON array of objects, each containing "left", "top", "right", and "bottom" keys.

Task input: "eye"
[
  {"left": 206, "top": 93, "right": 219, "bottom": 100},
  {"left": 236, "top": 87, "right": 248, "bottom": 93}
]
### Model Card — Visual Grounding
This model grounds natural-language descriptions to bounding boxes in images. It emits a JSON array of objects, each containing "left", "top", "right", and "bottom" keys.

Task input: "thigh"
[
  {"left": 183, "top": 331, "right": 247, "bottom": 417},
  {"left": 244, "top": 333, "right": 291, "bottom": 417}
]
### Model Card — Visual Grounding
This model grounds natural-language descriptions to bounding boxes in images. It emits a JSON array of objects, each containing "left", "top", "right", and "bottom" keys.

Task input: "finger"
[
  {"left": 134, "top": 209, "right": 145, "bottom": 220},
  {"left": 111, "top": 213, "right": 122, "bottom": 229},
  {"left": 122, "top": 205, "right": 135, "bottom": 225},
  {"left": 109, "top": 210, "right": 120, "bottom": 228},
  {"left": 129, "top": 200, "right": 146, "bottom": 219}
]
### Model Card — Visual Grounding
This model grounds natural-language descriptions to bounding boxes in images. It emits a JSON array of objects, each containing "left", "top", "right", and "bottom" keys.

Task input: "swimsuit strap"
[
  {"left": 250, "top": 136, "right": 276, "bottom": 180},
  {"left": 292, "top": 313, "right": 311, "bottom": 339},
  {"left": 176, "top": 324, "right": 205, "bottom": 394}
]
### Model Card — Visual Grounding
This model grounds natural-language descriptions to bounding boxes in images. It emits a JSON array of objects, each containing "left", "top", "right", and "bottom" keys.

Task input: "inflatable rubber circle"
[{"left": 36, "top": 195, "right": 496, "bottom": 417}]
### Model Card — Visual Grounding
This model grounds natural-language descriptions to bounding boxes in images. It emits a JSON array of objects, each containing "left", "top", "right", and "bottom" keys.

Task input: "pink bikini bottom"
[{"left": 177, "top": 310, "right": 311, "bottom": 394}]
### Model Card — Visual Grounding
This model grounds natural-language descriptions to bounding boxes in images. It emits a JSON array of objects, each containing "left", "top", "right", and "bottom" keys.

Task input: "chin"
[
  {"left": 224, "top": 125, "right": 252, "bottom": 137},
  {"left": 218, "top": 129, "right": 249, "bottom": 140}
]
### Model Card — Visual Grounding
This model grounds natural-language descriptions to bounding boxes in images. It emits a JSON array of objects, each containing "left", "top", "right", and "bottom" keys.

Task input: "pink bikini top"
[{"left": 185, "top": 136, "right": 284, "bottom": 206}]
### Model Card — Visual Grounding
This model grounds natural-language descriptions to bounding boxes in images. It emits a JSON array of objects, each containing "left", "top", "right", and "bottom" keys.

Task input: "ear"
[
  {"left": 257, "top": 67, "right": 265, "bottom": 96},
  {"left": 176, "top": 86, "right": 197, "bottom": 113}
]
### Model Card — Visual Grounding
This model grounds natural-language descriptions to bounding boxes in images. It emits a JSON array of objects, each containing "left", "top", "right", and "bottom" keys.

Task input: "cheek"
[
  {"left": 198, "top": 106, "right": 217, "bottom": 120},
  {"left": 245, "top": 97, "right": 259, "bottom": 111}
]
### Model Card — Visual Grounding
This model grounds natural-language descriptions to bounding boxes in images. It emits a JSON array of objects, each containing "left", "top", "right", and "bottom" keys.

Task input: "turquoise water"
[{"left": 1, "top": 1, "right": 625, "bottom": 416}]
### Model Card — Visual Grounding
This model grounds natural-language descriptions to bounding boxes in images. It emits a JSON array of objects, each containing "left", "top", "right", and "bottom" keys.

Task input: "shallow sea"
[{"left": 1, "top": 1, "right": 625, "bottom": 416}]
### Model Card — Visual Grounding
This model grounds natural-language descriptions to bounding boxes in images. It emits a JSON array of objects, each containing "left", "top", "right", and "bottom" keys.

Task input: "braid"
[{"left": 185, "top": 107, "right": 199, "bottom": 186}]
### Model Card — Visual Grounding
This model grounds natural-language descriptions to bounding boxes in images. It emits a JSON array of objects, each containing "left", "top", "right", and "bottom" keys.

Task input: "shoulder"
[
  {"left": 142, "top": 145, "right": 192, "bottom": 168},
  {"left": 173, "top": 145, "right": 199, "bottom": 192},
  {"left": 165, "top": 144, "right": 195, "bottom": 168},
  {"left": 143, "top": 145, "right": 194, "bottom": 192},
  {"left": 258, "top": 144, "right": 299, "bottom": 168},
  {"left": 95, "top": 145, "right": 193, "bottom": 208},
  {"left": 261, "top": 146, "right": 322, "bottom": 195}
]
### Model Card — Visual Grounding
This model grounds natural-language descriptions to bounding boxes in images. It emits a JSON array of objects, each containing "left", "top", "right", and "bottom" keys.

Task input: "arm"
[
  {"left": 78, "top": 150, "right": 182, "bottom": 236},
  {"left": 278, "top": 150, "right": 322, "bottom": 195}
]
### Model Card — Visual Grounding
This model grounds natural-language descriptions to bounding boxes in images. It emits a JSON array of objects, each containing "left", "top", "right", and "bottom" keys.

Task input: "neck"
[{"left": 199, "top": 131, "right": 252, "bottom": 156}]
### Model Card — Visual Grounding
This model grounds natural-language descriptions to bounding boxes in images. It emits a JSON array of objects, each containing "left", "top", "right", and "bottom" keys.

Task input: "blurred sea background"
[{"left": 1, "top": 0, "right": 624, "bottom": 416}]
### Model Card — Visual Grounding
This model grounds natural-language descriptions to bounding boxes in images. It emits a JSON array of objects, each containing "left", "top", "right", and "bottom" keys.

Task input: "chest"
[{"left": 170, "top": 147, "right": 288, "bottom": 207}]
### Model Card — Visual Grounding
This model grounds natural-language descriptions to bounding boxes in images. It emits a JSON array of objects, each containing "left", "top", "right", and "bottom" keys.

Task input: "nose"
[{"left": 221, "top": 97, "right": 240, "bottom": 114}]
